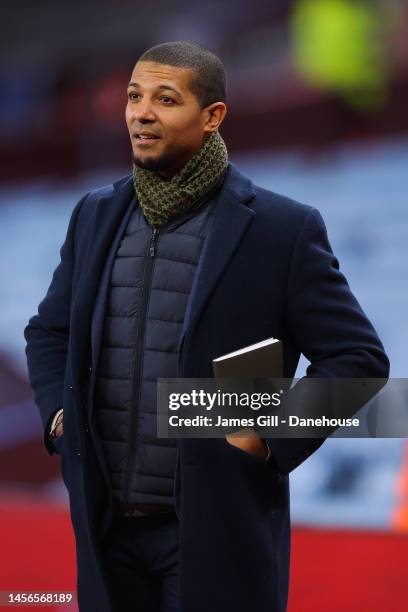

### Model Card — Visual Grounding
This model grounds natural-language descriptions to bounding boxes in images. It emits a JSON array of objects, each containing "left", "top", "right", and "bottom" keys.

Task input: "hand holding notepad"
[{"left": 212, "top": 337, "right": 282, "bottom": 457}]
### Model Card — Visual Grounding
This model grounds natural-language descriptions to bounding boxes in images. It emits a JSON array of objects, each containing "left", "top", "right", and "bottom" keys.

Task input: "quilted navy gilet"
[{"left": 94, "top": 193, "right": 217, "bottom": 507}]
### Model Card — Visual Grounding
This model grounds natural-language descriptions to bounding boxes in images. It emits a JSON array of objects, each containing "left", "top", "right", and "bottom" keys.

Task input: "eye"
[
  {"left": 128, "top": 91, "right": 140, "bottom": 101},
  {"left": 160, "top": 96, "right": 175, "bottom": 104}
]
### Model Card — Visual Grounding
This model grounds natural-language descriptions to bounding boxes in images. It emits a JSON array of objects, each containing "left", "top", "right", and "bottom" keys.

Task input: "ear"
[{"left": 203, "top": 102, "right": 228, "bottom": 135}]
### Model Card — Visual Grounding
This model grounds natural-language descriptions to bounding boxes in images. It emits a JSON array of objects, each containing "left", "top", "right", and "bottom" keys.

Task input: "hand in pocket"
[{"left": 226, "top": 429, "right": 267, "bottom": 458}]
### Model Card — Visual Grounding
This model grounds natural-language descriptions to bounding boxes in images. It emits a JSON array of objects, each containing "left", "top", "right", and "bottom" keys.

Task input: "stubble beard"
[
  {"left": 132, "top": 147, "right": 185, "bottom": 175},
  {"left": 132, "top": 139, "right": 199, "bottom": 177}
]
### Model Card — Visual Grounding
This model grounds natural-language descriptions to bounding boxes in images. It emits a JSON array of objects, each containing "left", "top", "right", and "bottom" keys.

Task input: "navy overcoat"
[{"left": 24, "top": 163, "right": 389, "bottom": 611}]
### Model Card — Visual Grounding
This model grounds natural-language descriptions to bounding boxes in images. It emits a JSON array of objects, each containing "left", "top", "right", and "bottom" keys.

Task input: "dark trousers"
[{"left": 101, "top": 512, "right": 180, "bottom": 612}]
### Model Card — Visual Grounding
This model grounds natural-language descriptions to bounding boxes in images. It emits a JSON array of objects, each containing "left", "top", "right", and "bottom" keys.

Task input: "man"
[{"left": 24, "top": 41, "right": 389, "bottom": 612}]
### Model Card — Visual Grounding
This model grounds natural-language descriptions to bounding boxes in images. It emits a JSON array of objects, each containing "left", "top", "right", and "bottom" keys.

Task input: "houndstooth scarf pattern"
[{"left": 132, "top": 130, "right": 228, "bottom": 227}]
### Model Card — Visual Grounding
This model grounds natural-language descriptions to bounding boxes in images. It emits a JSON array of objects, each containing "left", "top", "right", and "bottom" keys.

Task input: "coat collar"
[
  {"left": 70, "top": 175, "right": 135, "bottom": 382},
  {"left": 70, "top": 162, "right": 256, "bottom": 382},
  {"left": 177, "top": 163, "right": 256, "bottom": 371}
]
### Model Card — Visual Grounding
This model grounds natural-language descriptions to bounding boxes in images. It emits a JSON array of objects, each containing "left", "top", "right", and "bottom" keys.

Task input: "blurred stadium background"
[{"left": 1, "top": 1, "right": 407, "bottom": 610}]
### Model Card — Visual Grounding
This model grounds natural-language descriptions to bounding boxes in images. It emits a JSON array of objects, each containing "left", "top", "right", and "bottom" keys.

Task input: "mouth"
[{"left": 134, "top": 132, "right": 161, "bottom": 146}]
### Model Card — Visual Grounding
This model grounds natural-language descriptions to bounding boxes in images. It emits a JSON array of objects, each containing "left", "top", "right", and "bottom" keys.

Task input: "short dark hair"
[{"left": 137, "top": 41, "right": 226, "bottom": 108}]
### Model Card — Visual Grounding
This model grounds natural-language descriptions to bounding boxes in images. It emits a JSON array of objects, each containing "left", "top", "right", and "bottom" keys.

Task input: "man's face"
[{"left": 126, "top": 61, "right": 223, "bottom": 178}]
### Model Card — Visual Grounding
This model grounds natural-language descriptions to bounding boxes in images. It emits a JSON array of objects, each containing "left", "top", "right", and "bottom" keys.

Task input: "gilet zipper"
[{"left": 123, "top": 226, "right": 159, "bottom": 502}]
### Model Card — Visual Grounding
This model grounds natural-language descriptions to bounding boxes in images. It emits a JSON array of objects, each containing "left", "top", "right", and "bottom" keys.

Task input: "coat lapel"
[
  {"left": 178, "top": 163, "right": 256, "bottom": 372},
  {"left": 71, "top": 175, "right": 134, "bottom": 384}
]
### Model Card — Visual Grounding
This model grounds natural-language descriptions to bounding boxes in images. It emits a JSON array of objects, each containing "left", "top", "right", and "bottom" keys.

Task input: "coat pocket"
[{"left": 224, "top": 437, "right": 270, "bottom": 465}]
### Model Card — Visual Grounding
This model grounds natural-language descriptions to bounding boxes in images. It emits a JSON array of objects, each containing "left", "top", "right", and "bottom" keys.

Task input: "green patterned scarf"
[{"left": 132, "top": 130, "right": 228, "bottom": 227}]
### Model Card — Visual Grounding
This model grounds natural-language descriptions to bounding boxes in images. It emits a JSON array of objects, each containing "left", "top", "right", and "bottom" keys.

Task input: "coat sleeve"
[
  {"left": 264, "top": 207, "right": 390, "bottom": 477},
  {"left": 24, "top": 194, "right": 88, "bottom": 455}
]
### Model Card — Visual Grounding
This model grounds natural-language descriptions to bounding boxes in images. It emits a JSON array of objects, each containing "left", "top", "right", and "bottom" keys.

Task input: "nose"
[{"left": 129, "top": 99, "right": 156, "bottom": 123}]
